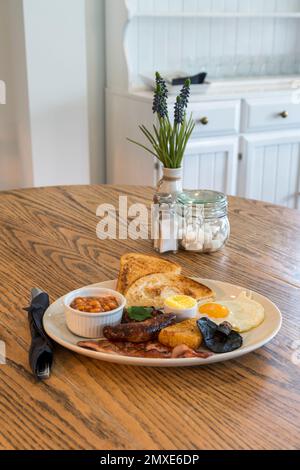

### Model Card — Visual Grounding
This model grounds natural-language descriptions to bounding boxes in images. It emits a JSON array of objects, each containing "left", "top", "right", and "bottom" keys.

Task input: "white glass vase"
[{"left": 156, "top": 167, "right": 183, "bottom": 195}]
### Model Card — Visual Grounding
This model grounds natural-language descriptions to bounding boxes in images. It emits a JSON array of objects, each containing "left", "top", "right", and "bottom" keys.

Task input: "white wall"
[
  {"left": 0, "top": 0, "right": 106, "bottom": 189},
  {"left": 8, "top": 0, "right": 33, "bottom": 187},
  {"left": 0, "top": 0, "right": 23, "bottom": 189},
  {"left": 23, "top": 0, "right": 90, "bottom": 187},
  {"left": 86, "top": 0, "right": 106, "bottom": 184}
]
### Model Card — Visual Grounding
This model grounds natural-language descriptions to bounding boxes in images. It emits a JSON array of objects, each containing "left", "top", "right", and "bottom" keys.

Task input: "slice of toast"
[
  {"left": 116, "top": 253, "right": 181, "bottom": 294},
  {"left": 125, "top": 273, "right": 215, "bottom": 308}
]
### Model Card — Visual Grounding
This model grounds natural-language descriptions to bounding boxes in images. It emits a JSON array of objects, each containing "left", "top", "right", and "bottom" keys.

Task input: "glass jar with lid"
[{"left": 177, "top": 190, "right": 230, "bottom": 253}]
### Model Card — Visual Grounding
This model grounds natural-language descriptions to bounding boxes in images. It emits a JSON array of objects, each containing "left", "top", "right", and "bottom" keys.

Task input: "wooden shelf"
[
  {"left": 121, "top": 0, "right": 300, "bottom": 90},
  {"left": 131, "top": 12, "right": 300, "bottom": 20}
]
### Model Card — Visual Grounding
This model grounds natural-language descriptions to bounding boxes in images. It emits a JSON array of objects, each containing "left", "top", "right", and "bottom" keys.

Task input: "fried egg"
[{"left": 198, "top": 292, "right": 265, "bottom": 333}]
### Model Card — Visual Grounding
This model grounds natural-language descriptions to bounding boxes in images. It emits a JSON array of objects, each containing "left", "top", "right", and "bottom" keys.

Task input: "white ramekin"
[{"left": 64, "top": 287, "right": 126, "bottom": 338}]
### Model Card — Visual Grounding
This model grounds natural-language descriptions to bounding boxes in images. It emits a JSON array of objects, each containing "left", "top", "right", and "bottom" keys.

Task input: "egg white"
[{"left": 198, "top": 292, "right": 265, "bottom": 333}]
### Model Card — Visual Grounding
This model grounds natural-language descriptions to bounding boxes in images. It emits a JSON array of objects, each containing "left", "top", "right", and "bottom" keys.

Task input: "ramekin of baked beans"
[
  {"left": 64, "top": 287, "right": 126, "bottom": 338},
  {"left": 70, "top": 295, "right": 119, "bottom": 313}
]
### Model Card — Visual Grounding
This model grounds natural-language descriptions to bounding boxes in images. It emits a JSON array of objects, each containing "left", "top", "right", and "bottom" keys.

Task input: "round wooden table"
[{"left": 0, "top": 185, "right": 299, "bottom": 450}]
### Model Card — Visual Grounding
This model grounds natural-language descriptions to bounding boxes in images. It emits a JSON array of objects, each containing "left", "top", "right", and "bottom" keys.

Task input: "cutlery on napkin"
[{"left": 24, "top": 288, "right": 53, "bottom": 380}]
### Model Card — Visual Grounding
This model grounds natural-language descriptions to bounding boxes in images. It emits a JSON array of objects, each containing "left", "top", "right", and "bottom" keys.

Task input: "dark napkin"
[
  {"left": 172, "top": 72, "right": 207, "bottom": 86},
  {"left": 24, "top": 288, "right": 53, "bottom": 380}
]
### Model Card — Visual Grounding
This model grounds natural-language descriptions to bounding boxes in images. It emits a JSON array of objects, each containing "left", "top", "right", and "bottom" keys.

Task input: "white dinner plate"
[{"left": 43, "top": 279, "right": 282, "bottom": 367}]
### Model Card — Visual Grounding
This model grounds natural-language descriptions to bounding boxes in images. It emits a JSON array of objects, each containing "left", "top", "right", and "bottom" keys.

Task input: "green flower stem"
[{"left": 127, "top": 73, "right": 195, "bottom": 169}]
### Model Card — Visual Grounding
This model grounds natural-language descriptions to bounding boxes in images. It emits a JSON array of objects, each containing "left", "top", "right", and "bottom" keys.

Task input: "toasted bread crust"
[
  {"left": 116, "top": 253, "right": 181, "bottom": 294},
  {"left": 125, "top": 273, "right": 215, "bottom": 308}
]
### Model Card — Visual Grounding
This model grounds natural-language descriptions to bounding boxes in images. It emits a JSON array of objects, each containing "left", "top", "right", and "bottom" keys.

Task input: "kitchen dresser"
[{"left": 106, "top": 0, "right": 300, "bottom": 209}]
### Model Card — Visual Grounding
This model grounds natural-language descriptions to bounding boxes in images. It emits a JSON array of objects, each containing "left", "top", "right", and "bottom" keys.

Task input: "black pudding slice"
[{"left": 197, "top": 317, "right": 243, "bottom": 354}]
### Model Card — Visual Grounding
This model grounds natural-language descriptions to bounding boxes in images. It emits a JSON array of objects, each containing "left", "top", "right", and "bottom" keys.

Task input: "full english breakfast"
[{"left": 73, "top": 253, "right": 266, "bottom": 360}]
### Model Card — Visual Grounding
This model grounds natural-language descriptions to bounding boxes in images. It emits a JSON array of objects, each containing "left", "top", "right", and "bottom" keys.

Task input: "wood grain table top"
[{"left": 0, "top": 185, "right": 299, "bottom": 450}]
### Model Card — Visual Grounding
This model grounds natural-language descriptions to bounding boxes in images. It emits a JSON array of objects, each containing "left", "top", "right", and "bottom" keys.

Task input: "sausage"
[{"left": 103, "top": 313, "right": 176, "bottom": 343}]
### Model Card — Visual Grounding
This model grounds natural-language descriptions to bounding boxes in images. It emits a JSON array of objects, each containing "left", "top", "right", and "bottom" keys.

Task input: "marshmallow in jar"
[{"left": 178, "top": 190, "right": 230, "bottom": 253}]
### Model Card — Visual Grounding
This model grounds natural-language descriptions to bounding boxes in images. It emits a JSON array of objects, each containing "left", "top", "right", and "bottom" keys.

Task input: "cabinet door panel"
[
  {"left": 289, "top": 144, "right": 300, "bottom": 209},
  {"left": 248, "top": 145, "right": 265, "bottom": 201},
  {"left": 276, "top": 144, "right": 295, "bottom": 207},
  {"left": 198, "top": 153, "right": 215, "bottom": 189},
  {"left": 183, "top": 138, "right": 238, "bottom": 195},
  {"left": 261, "top": 145, "right": 278, "bottom": 204},
  {"left": 183, "top": 154, "right": 199, "bottom": 189},
  {"left": 241, "top": 131, "right": 300, "bottom": 209}
]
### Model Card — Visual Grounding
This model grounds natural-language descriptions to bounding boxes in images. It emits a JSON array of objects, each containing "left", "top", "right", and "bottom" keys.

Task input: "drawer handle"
[
  {"left": 199, "top": 116, "right": 209, "bottom": 126},
  {"left": 279, "top": 111, "right": 289, "bottom": 119}
]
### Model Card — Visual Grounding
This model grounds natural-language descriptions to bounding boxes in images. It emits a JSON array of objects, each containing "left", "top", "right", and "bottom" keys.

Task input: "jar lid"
[{"left": 177, "top": 190, "right": 228, "bottom": 218}]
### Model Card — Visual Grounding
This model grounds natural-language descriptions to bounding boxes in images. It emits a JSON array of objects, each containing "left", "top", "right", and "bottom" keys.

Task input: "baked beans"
[{"left": 70, "top": 296, "right": 119, "bottom": 313}]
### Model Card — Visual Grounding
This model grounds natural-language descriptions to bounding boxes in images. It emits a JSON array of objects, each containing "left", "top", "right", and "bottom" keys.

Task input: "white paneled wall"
[{"left": 125, "top": 0, "right": 300, "bottom": 88}]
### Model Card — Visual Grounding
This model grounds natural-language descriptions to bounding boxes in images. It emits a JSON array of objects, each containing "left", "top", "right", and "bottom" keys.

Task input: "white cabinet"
[
  {"left": 107, "top": 88, "right": 300, "bottom": 209},
  {"left": 106, "top": 1, "right": 300, "bottom": 208},
  {"left": 242, "top": 96, "right": 300, "bottom": 133},
  {"left": 107, "top": 90, "right": 242, "bottom": 191},
  {"left": 182, "top": 137, "right": 239, "bottom": 195},
  {"left": 186, "top": 100, "right": 240, "bottom": 137},
  {"left": 240, "top": 131, "right": 300, "bottom": 208},
  {"left": 120, "top": 0, "right": 300, "bottom": 89}
]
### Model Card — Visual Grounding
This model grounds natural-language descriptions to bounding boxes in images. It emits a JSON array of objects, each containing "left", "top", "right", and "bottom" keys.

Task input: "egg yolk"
[{"left": 199, "top": 303, "right": 229, "bottom": 318}]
